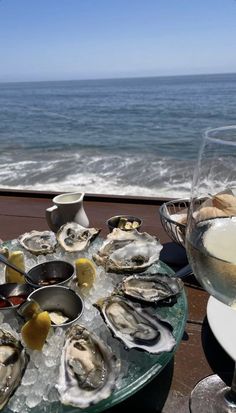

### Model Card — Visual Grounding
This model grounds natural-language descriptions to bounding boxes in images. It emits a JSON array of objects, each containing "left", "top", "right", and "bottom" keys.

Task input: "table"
[{"left": 0, "top": 190, "right": 233, "bottom": 413}]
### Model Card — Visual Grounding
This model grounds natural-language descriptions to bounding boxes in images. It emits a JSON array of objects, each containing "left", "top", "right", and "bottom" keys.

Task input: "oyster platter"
[{"left": 0, "top": 221, "right": 187, "bottom": 413}]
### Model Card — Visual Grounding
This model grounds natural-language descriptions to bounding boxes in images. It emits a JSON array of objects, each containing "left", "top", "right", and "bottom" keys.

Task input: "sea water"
[{"left": 0, "top": 73, "right": 236, "bottom": 197}]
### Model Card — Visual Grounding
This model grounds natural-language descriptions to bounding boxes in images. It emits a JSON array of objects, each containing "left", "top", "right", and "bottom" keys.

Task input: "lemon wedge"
[
  {"left": 5, "top": 251, "right": 25, "bottom": 284},
  {"left": 21, "top": 311, "right": 51, "bottom": 351},
  {"left": 75, "top": 258, "right": 96, "bottom": 288}
]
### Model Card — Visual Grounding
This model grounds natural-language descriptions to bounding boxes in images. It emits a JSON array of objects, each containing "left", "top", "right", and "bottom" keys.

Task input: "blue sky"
[{"left": 0, "top": 0, "right": 236, "bottom": 82}]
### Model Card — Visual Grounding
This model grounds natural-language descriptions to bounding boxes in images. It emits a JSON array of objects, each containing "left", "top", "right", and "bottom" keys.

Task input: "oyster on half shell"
[
  {"left": 57, "top": 324, "right": 120, "bottom": 409},
  {"left": 57, "top": 222, "right": 100, "bottom": 252},
  {"left": 95, "top": 295, "right": 176, "bottom": 354},
  {"left": 0, "top": 329, "right": 28, "bottom": 410},
  {"left": 117, "top": 273, "right": 183, "bottom": 304},
  {"left": 19, "top": 230, "right": 57, "bottom": 255},
  {"left": 93, "top": 228, "right": 162, "bottom": 273}
]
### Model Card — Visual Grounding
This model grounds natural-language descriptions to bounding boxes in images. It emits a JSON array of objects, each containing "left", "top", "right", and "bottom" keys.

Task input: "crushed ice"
[{"left": 0, "top": 236, "right": 163, "bottom": 413}]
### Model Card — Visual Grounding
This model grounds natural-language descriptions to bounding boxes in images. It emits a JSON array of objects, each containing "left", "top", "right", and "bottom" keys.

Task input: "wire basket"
[{"left": 159, "top": 198, "right": 189, "bottom": 247}]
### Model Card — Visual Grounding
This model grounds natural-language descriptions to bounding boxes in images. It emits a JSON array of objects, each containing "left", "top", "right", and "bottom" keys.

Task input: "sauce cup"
[
  {"left": 25, "top": 260, "right": 74, "bottom": 288},
  {"left": 23, "top": 285, "right": 84, "bottom": 328}
]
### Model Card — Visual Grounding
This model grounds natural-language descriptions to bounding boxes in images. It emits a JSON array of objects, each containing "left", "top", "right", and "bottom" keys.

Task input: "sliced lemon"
[
  {"left": 75, "top": 258, "right": 96, "bottom": 288},
  {"left": 21, "top": 311, "right": 51, "bottom": 351},
  {"left": 5, "top": 250, "right": 25, "bottom": 284}
]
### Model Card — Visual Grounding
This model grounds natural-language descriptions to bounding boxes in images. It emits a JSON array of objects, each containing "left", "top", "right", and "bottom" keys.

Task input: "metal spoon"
[
  {"left": 17, "top": 298, "right": 42, "bottom": 319},
  {"left": 0, "top": 254, "right": 27, "bottom": 277},
  {"left": 0, "top": 293, "right": 14, "bottom": 307}
]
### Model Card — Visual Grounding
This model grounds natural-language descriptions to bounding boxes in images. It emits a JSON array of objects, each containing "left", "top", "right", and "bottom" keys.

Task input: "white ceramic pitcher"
[{"left": 46, "top": 192, "right": 89, "bottom": 232}]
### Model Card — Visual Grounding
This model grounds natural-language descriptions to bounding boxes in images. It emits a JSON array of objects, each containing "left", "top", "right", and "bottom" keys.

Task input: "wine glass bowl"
[
  {"left": 187, "top": 192, "right": 236, "bottom": 307},
  {"left": 186, "top": 125, "right": 236, "bottom": 412}
]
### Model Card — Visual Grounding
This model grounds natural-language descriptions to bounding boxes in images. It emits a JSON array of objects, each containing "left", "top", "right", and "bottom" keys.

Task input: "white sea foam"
[
  {"left": 0, "top": 179, "right": 190, "bottom": 198},
  {"left": 0, "top": 145, "right": 191, "bottom": 196},
  {"left": 0, "top": 147, "right": 233, "bottom": 199},
  {"left": 0, "top": 155, "right": 192, "bottom": 198}
]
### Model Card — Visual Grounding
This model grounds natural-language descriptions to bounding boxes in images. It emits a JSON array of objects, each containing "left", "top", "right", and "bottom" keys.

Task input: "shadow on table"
[
  {"left": 201, "top": 316, "right": 234, "bottom": 386},
  {"left": 105, "top": 358, "right": 174, "bottom": 413},
  {"left": 160, "top": 242, "right": 188, "bottom": 271},
  {"left": 160, "top": 242, "right": 204, "bottom": 289}
]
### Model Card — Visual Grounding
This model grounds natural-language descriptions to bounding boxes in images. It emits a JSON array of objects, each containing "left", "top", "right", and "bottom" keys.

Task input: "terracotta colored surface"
[{"left": 0, "top": 193, "right": 233, "bottom": 413}]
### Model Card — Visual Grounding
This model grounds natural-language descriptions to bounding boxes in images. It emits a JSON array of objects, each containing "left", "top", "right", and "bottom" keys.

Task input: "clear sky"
[{"left": 0, "top": 0, "right": 236, "bottom": 82}]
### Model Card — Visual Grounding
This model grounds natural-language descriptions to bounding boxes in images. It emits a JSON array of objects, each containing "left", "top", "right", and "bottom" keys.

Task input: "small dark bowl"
[
  {"left": 0, "top": 283, "right": 34, "bottom": 311},
  {"left": 26, "top": 260, "right": 74, "bottom": 289},
  {"left": 107, "top": 215, "right": 142, "bottom": 232},
  {"left": 27, "top": 285, "right": 84, "bottom": 327}
]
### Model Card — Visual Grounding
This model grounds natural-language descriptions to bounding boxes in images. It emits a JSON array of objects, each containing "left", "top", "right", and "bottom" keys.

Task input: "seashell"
[
  {"left": 57, "top": 324, "right": 120, "bottom": 408},
  {"left": 95, "top": 295, "right": 176, "bottom": 354},
  {"left": 117, "top": 273, "right": 183, "bottom": 304},
  {"left": 18, "top": 230, "right": 57, "bottom": 255},
  {"left": 0, "top": 329, "right": 28, "bottom": 410},
  {"left": 0, "top": 246, "right": 9, "bottom": 258},
  {"left": 93, "top": 228, "right": 162, "bottom": 273},
  {"left": 57, "top": 222, "right": 100, "bottom": 252}
]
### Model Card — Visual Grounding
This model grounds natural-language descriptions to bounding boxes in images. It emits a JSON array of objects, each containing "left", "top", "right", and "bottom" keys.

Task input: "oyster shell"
[
  {"left": 0, "top": 329, "right": 28, "bottom": 409},
  {"left": 95, "top": 295, "right": 176, "bottom": 354},
  {"left": 117, "top": 273, "right": 183, "bottom": 304},
  {"left": 19, "top": 230, "right": 57, "bottom": 255},
  {"left": 57, "top": 324, "right": 120, "bottom": 408},
  {"left": 57, "top": 222, "right": 100, "bottom": 252},
  {"left": 93, "top": 228, "right": 162, "bottom": 273}
]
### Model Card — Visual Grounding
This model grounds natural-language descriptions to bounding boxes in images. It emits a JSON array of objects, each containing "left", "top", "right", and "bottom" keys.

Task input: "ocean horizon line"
[{"left": 1, "top": 71, "right": 236, "bottom": 86}]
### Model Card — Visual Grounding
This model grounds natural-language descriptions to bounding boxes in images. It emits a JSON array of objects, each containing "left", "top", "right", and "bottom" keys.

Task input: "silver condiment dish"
[
  {"left": 25, "top": 260, "right": 74, "bottom": 288},
  {"left": 25, "top": 285, "right": 84, "bottom": 327},
  {"left": 107, "top": 215, "right": 142, "bottom": 232},
  {"left": 0, "top": 283, "right": 34, "bottom": 311}
]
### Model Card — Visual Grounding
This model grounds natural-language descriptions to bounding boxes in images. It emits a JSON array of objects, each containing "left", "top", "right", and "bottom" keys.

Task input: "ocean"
[{"left": 0, "top": 73, "right": 236, "bottom": 198}]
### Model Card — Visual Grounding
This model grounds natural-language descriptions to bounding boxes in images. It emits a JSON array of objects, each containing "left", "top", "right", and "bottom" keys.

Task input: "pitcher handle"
[{"left": 46, "top": 205, "right": 60, "bottom": 232}]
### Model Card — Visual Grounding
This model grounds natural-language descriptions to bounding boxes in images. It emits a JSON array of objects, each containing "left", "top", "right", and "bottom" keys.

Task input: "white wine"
[{"left": 186, "top": 216, "right": 236, "bottom": 306}]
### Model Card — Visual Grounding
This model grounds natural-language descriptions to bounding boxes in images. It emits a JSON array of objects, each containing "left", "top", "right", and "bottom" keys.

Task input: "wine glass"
[{"left": 186, "top": 125, "right": 236, "bottom": 413}]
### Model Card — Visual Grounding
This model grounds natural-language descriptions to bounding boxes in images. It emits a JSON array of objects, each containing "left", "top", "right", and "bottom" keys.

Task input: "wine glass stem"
[{"left": 224, "top": 362, "right": 236, "bottom": 407}]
